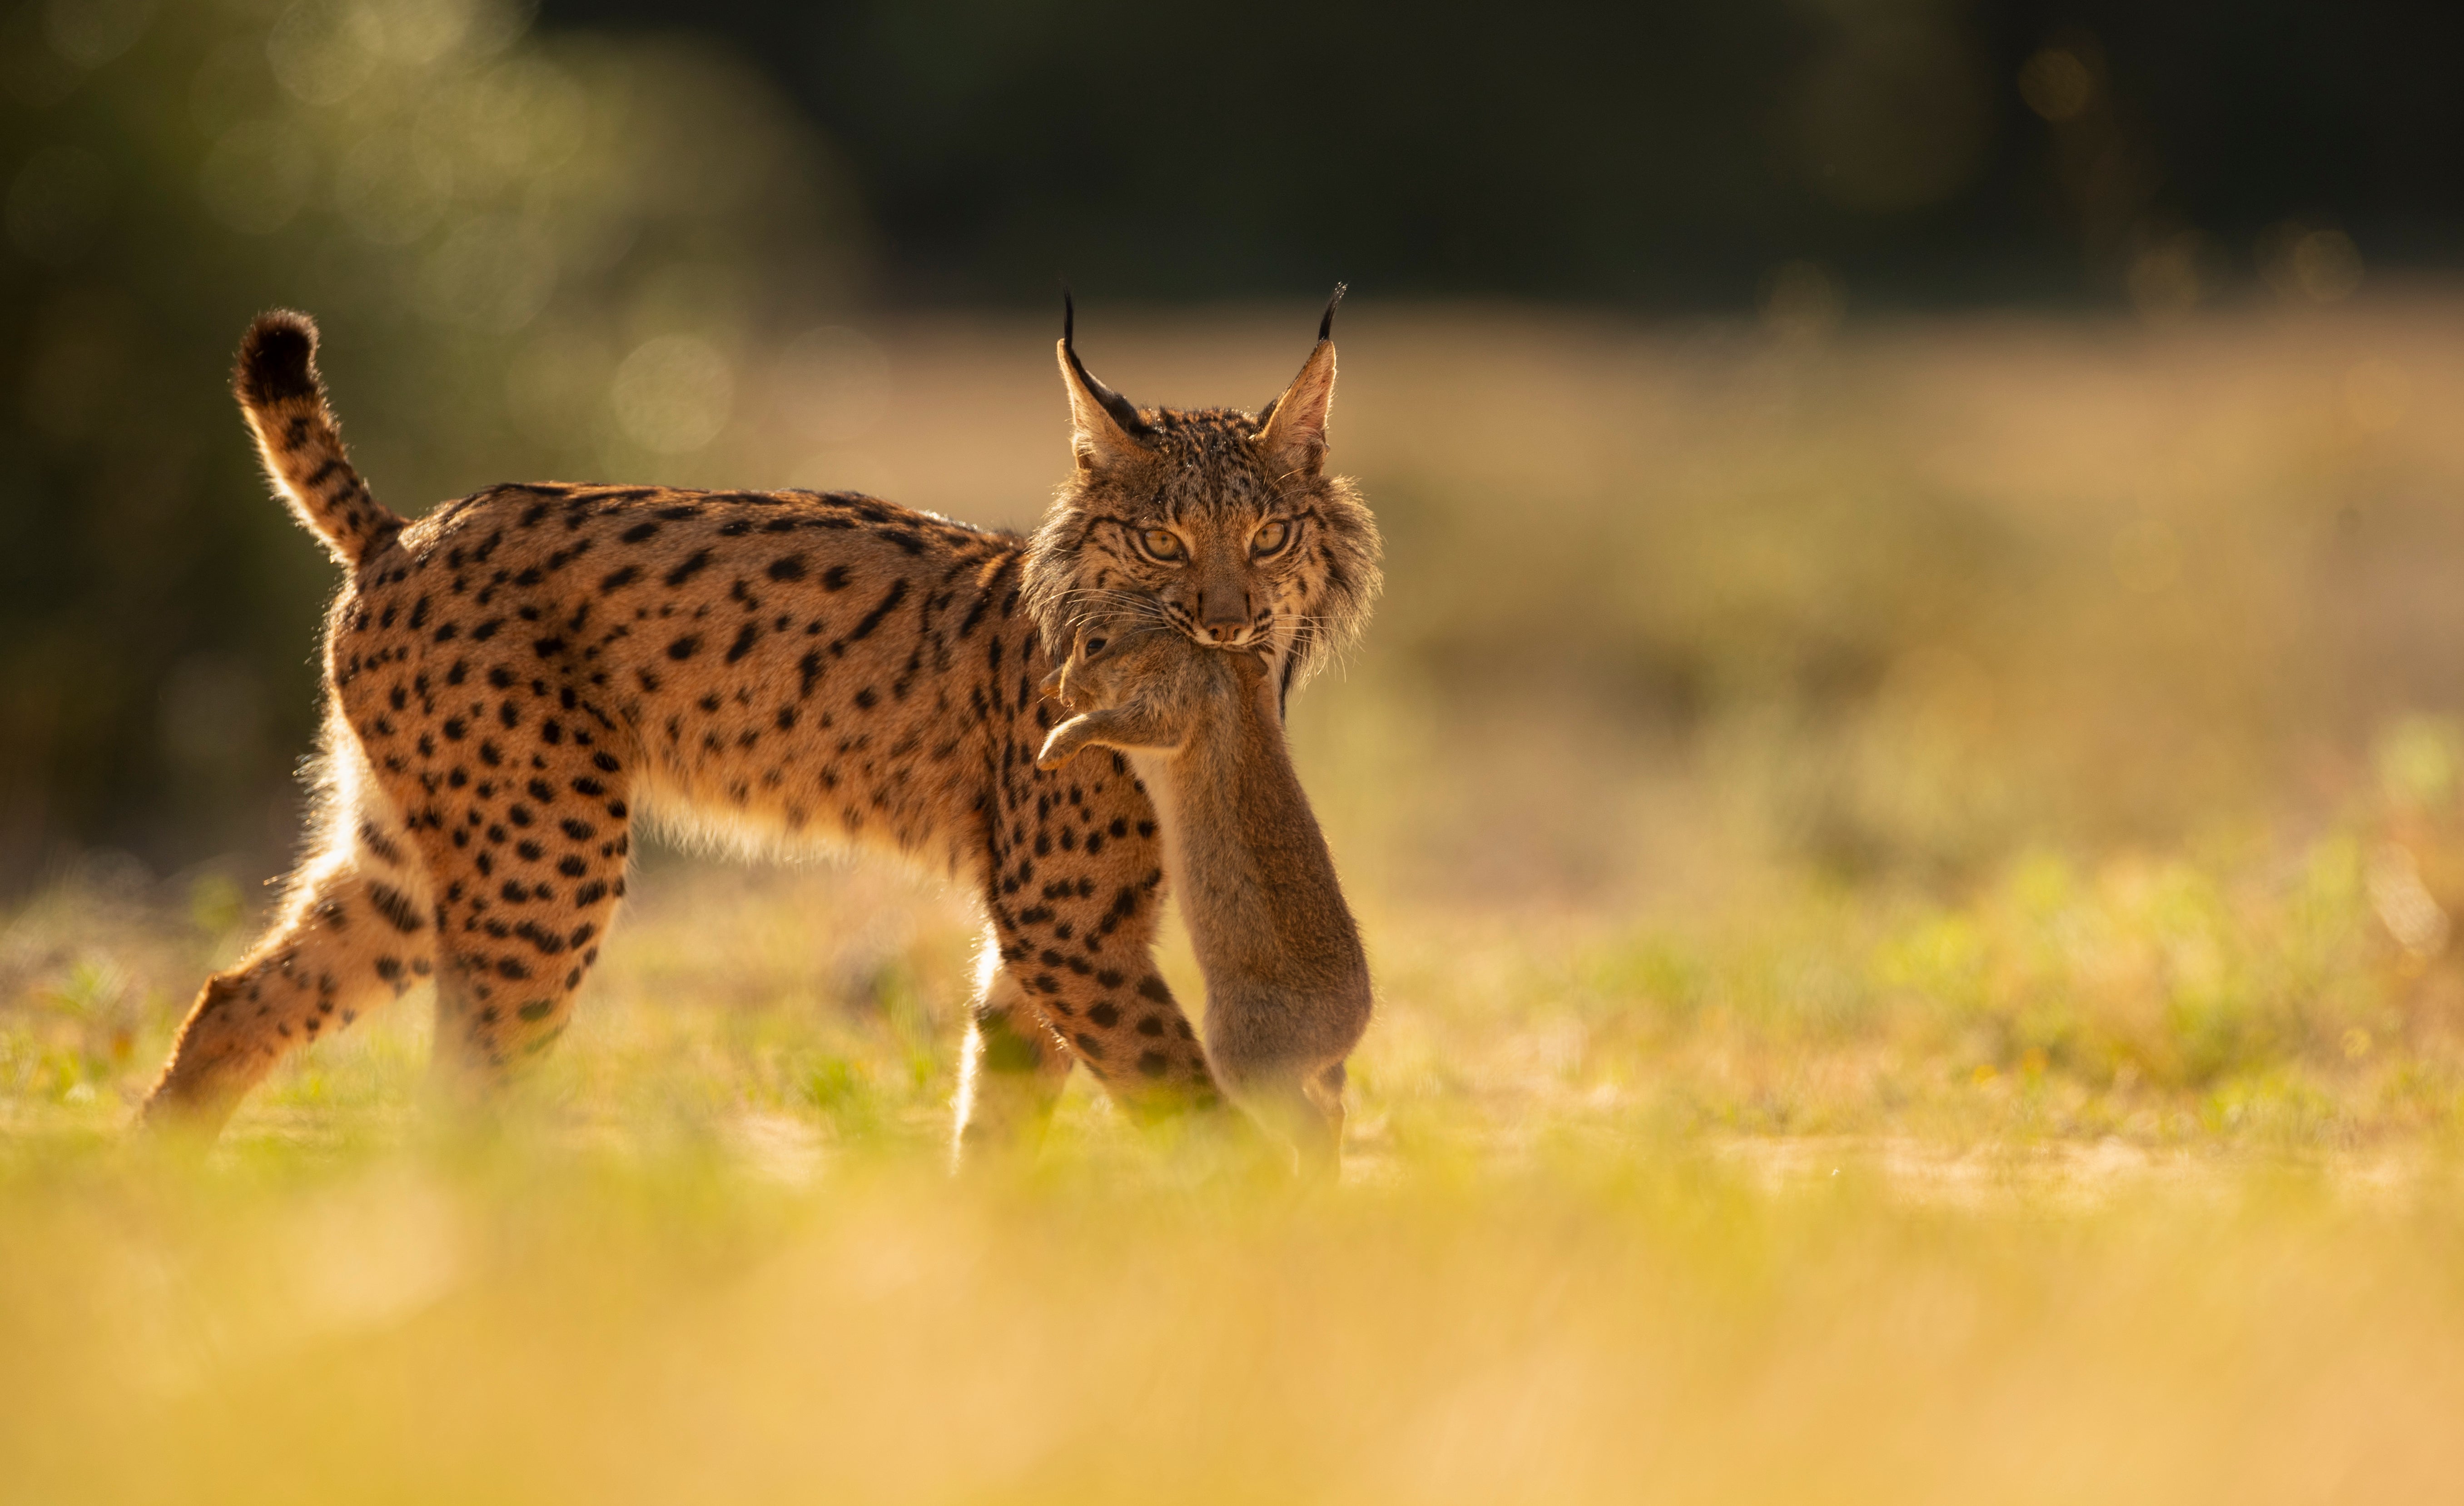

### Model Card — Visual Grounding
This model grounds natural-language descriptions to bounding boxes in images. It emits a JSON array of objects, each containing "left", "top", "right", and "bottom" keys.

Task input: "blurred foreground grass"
[
  {"left": 10, "top": 1137, "right": 2464, "bottom": 1506},
  {"left": 8, "top": 815, "right": 2464, "bottom": 1501},
  {"left": 13, "top": 300, "right": 2464, "bottom": 1499}
]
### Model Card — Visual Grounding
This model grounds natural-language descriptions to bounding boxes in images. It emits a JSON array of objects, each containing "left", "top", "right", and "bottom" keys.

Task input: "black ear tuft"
[
  {"left": 236, "top": 310, "right": 323, "bottom": 408},
  {"left": 1317, "top": 282, "right": 1347, "bottom": 344},
  {"left": 1058, "top": 292, "right": 1152, "bottom": 441}
]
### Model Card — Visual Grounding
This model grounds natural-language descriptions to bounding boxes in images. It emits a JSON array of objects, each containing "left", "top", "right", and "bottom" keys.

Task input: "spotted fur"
[{"left": 144, "top": 304, "right": 1378, "bottom": 1160}]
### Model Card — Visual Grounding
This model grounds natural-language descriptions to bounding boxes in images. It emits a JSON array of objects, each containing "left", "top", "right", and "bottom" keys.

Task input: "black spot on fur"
[
  {"left": 847, "top": 580, "right": 908, "bottom": 642},
  {"left": 368, "top": 883, "right": 425, "bottom": 934}
]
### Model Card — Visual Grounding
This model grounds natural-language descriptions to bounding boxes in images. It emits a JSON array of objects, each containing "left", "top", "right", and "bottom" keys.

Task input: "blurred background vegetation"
[
  {"left": 13, "top": 14, "right": 2464, "bottom": 1492},
  {"left": 4, "top": 0, "right": 2463, "bottom": 911}
]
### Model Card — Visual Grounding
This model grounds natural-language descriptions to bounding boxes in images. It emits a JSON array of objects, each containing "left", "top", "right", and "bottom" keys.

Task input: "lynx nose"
[{"left": 1198, "top": 591, "right": 1250, "bottom": 644}]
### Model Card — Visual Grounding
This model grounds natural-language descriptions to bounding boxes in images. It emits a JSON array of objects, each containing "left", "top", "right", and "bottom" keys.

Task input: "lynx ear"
[
  {"left": 1257, "top": 283, "right": 1344, "bottom": 479},
  {"left": 1057, "top": 292, "right": 1152, "bottom": 473}
]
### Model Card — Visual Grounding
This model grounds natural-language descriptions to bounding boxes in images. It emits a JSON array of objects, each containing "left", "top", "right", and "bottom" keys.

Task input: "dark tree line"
[{"left": 546, "top": 0, "right": 2464, "bottom": 307}]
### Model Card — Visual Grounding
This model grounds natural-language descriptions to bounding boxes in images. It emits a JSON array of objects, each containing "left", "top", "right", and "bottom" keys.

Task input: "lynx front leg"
[
  {"left": 984, "top": 901, "right": 1217, "bottom": 1126},
  {"left": 964, "top": 777, "right": 1222, "bottom": 1152},
  {"left": 952, "top": 956, "right": 1074, "bottom": 1165}
]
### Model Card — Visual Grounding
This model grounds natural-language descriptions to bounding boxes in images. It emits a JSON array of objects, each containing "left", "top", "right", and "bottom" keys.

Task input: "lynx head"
[{"left": 1021, "top": 288, "right": 1382, "bottom": 709}]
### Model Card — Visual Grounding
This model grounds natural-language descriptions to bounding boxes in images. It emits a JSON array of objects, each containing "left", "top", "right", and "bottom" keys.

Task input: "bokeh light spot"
[
  {"left": 2017, "top": 48, "right": 2094, "bottom": 122},
  {"left": 417, "top": 213, "right": 558, "bottom": 329},
  {"left": 350, "top": 0, "right": 478, "bottom": 64},
  {"left": 2126, "top": 233, "right": 2209, "bottom": 319},
  {"left": 2366, "top": 843, "right": 2449, "bottom": 958},
  {"left": 2373, "top": 718, "right": 2460, "bottom": 814},
  {"left": 2259, "top": 223, "right": 2364, "bottom": 304},
  {"left": 198, "top": 120, "right": 314, "bottom": 234},
  {"left": 1760, "top": 262, "right": 1843, "bottom": 345},
  {"left": 612, "top": 335, "right": 734, "bottom": 454},
  {"left": 42, "top": 0, "right": 156, "bottom": 70},
  {"left": 2290, "top": 230, "right": 2364, "bottom": 303},
  {"left": 472, "top": 58, "right": 588, "bottom": 178},
  {"left": 266, "top": 0, "right": 378, "bottom": 106},
  {"left": 336, "top": 134, "right": 454, "bottom": 245}
]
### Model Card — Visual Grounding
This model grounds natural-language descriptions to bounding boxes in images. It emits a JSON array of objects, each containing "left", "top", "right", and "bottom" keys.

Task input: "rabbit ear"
[
  {"left": 1256, "top": 285, "right": 1344, "bottom": 479},
  {"left": 1057, "top": 292, "right": 1153, "bottom": 473}
]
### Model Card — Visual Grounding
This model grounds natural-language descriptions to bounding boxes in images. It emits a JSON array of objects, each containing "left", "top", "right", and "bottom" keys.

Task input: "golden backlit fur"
[
  {"left": 1022, "top": 291, "right": 1381, "bottom": 720},
  {"left": 145, "top": 303, "right": 1378, "bottom": 1154}
]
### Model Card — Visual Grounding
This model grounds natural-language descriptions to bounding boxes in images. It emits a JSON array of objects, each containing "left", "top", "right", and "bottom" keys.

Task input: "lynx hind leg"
[
  {"left": 418, "top": 745, "right": 636, "bottom": 1096},
  {"left": 145, "top": 790, "right": 436, "bottom": 1134},
  {"left": 1036, "top": 706, "right": 1182, "bottom": 771}
]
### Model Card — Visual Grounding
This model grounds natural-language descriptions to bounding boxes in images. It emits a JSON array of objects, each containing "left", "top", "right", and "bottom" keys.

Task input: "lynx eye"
[
  {"left": 1138, "top": 528, "right": 1185, "bottom": 560},
  {"left": 1250, "top": 519, "right": 1292, "bottom": 555}
]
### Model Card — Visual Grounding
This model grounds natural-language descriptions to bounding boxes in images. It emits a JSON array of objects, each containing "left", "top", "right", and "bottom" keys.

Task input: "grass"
[
  {"left": 12, "top": 1147, "right": 2464, "bottom": 1505},
  {"left": 6, "top": 819, "right": 2464, "bottom": 1503},
  {"left": 13, "top": 297, "right": 2464, "bottom": 1501}
]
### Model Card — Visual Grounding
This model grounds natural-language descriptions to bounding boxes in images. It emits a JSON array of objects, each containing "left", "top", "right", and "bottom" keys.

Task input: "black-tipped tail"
[
  {"left": 236, "top": 310, "right": 323, "bottom": 408},
  {"left": 232, "top": 310, "right": 403, "bottom": 569}
]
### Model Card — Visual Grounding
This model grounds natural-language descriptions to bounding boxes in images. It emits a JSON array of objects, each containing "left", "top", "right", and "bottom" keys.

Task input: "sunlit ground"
[{"left": 12, "top": 300, "right": 2464, "bottom": 1501}]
